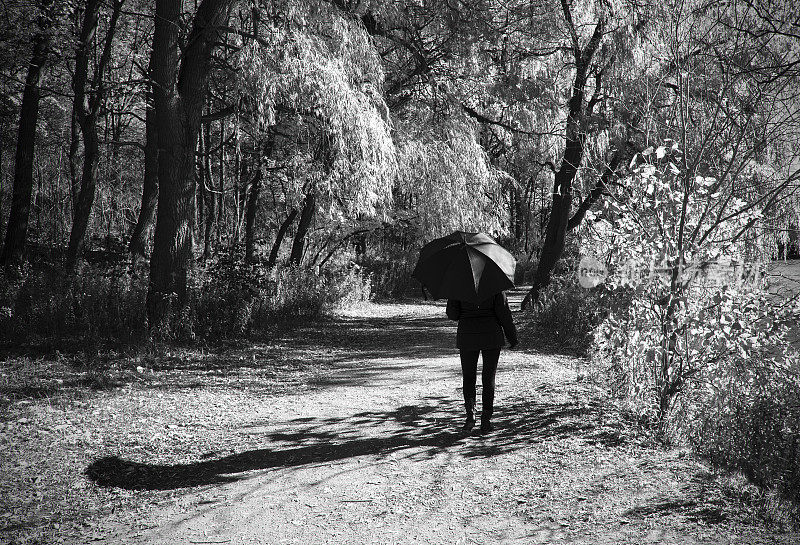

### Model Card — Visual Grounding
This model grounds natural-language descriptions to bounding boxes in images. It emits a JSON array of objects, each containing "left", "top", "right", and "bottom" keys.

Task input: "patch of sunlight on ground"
[{"left": 335, "top": 300, "right": 446, "bottom": 319}]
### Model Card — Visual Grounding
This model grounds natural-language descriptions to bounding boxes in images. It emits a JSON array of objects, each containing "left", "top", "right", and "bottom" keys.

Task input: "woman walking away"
[{"left": 447, "top": 292, "right": 518, "bottom": 434}]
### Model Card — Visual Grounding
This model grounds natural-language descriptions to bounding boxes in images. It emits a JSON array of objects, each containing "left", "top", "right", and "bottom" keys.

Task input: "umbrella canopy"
[{"left": 412, "top": 231, "right": 515, "bottom": 302}]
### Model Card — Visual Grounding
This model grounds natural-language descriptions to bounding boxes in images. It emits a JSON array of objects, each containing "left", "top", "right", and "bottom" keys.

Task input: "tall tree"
[
  {"left": 234, "top": 1, "right": 397, "bottom": 268},
  {"left": 520, "top": 0, "right": 608, "bottom": 308},
  {"left": 243, "top": 168, "right": 262, "bottom": 262},
  {"left": 244, "top": 137, "right": 271, "bottom": 263},
  {"left": 146, "top": 0, "right": 233, "bottom": 330},
  {"left": 201, "top": 113, "right": 215, "bottom": 260},
  {"left": 1, "top": 0, "right": 55, "bottom": 266},
  {"left": 66, "top": 0, "right": 124, "bottom": 269}
]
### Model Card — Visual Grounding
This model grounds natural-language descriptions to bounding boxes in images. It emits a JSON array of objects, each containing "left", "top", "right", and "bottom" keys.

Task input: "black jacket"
[{"left": 446, "top": 292, "right": 518, "bottom": 350}]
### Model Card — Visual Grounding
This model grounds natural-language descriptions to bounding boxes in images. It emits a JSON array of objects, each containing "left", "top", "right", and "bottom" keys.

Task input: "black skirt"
[{"left": 456, "top": 317, "right": 506, "bottom": 350}]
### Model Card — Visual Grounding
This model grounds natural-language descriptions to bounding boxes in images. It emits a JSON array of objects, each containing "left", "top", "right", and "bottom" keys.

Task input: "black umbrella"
[{"left": 412, "top": 231, "right": 515, "bottom": 302}]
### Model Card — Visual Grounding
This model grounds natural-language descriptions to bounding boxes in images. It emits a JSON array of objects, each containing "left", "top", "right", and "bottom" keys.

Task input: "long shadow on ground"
[{"left": 86, "top": 394, "right": 625, "bottom": 491}]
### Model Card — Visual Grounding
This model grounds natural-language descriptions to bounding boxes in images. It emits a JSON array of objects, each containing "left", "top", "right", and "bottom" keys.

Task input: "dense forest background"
[
  {"left": 2, "top": 0, "right": 800, "bottom": 517},
  {"left": 3, "top": 0, "right": 798, "bottom": 305}
]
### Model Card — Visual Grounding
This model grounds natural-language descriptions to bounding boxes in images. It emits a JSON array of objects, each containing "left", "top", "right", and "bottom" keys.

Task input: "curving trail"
[
  {"left": 77, "top": 292, "right": 792, "bottom": 544},
  {"left": 6, "top": 291, "right": 795, "bottom": 544}
]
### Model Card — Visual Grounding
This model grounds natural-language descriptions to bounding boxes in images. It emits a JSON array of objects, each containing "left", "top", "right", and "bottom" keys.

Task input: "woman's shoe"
[
  {"left": 479, "top": 419, "right": 493, "bottom": 434},
  {"left": 462, "top": 416, "right": 475, "bottom": 432}
]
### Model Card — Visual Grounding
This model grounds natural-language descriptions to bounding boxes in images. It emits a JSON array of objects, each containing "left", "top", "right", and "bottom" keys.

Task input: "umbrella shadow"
[{"left": 85, "top": 395, "right": 627, "bottom": 491}]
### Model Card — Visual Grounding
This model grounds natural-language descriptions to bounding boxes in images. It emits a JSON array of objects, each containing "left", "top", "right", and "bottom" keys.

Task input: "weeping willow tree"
[
  {"left": 358, "top": 0, "right": 650, "bottom": 297},
  {"left": 234, "top": 0, "right": 397, "bottom": 266},
  {"left": 394, "top": 115, "right": 509, "bottom": 240},
  {"left": 424, "top": 0, "right": 800, "bottom": 306}
]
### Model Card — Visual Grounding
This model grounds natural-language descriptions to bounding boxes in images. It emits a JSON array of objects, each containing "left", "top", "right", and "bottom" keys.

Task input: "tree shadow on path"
[
  {"left": 283, "top": 314, "right": 458, "bottom": 362},
  {"left": 86, "top": 394, "right": 626, "bottom": 491}
]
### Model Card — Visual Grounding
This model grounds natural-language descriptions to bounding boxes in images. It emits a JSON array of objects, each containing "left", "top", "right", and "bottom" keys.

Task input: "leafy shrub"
[
  {"left": 257, "top": 264, "right": 371, "bottom": 321},
  {"left": 358, "top": 255, "right": 418, "bottom": 299},
  {"left": 689, "top": 349, "right": 800, "bottom": 508},
  {"left": 521, "top": 272, "right": 632, "bottom": 354},
  {"left": 584, "top": 143, "right": 800, "bottom": 517},
  {"left": 0, "top": 263, "right": 148, "bottom": 344},
  {"left": 0, "top": 272, "right": 18, "bottom": 337},
  {"left": 592, "top": 283, "right": 795, "bottom": 425},
  {"left": 585, "top": 143, "right": 776, "bottom": 423},
  {"left": 195, "top": 252, "right": 371, "bottom": 339}
]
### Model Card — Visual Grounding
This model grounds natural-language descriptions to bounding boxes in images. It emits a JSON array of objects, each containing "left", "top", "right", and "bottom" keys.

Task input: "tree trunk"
[
  {"left": 65, "top": 0, "right": 97, "bottom": 268},
  {"left": 512, "top": 184, "right": 525, "bottom": 242},
  {"left": 68, "top": 110, "right": 80, "bottom": 217},
  {"left": 244, "top": 137, "right": 272, "bottom": 263},
  {"left": 234, "top": 158, "right": 247, "bottom": 242},
  {"left": 521, "top": 10, "right": 605, "bottom": 309},
  {"left": 529, "top": 170, "right": 574, "bottom": 299},
  {"left": 244, "top": 169, "right": 262, "bottom": 263},
  {"left": 523, "top": 175, "right": 535, "bottom": 253},
  {"left": 146, "top": 0, "right": 233, "bottom": 332},
  {"left": 202, "top": 118, "right": 214, "bottom": 260},
  {"left": 129, "top": 62, "right": 159, "bottom": 257},
  {"left": 1, "top": 17, "right": 50, "bottom": 267},
  {"left": 289, "top": 191, "right": 316, "bottom": 265},
  {"left": 216, "top": 120, "right": 225, "bottom": 243},
  {"left": 233, "top": 135, "right": 241, "bottom": 244},
  {"left": 66, "top": 125, "right": 100, "bottom": 267},
  {"left": 0, "top": 128, "right": 4, "bottom": 235},
  {"left": 196, "top": 119, "right": 206, "bottom": 253},
  {"left": 268, "top": 209, "right": 297, "bottom": 267},
  {"left": 354, "top": 232, "right": 366, "bottom": 259},
  {"left": 66, "top": 0, "right": 123, "bottom": 270}
]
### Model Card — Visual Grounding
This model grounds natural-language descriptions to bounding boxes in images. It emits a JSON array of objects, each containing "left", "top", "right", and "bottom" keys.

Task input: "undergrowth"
[
  {"left": 195, "top": 253, "right": 371, "bottom": 339},
  {"left": 688, "top": 349, "right": 800, "bottom": 528},
  {"left": 0, "top": 254, "right": 371, "bottom": 347},
  {"left": 520, "top": 273, "right": 632, "bottom": 355},
  {"left": 517, "top": 257, "right": 800, "bottom": 529},
  {"left": 588, "top": 283, "right": 800, "bottom": 529},
  {"left": 358, "top": 255, "right": 418, "bottom": 299}
]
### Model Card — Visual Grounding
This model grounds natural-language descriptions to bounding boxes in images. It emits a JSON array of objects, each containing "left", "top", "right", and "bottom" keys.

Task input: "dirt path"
[{"left": 2, "top": 296, "right": 798, "bottom": 544}]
